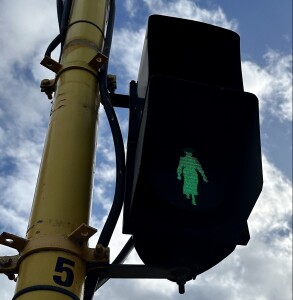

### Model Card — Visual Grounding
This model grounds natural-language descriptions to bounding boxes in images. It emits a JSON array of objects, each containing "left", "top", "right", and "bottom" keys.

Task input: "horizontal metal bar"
[
  {"left": 110, "top": 94, "right": 129, "bottom": 108},
  {"left": 98, "top": 264, "right": 195, "bottom": 282}
]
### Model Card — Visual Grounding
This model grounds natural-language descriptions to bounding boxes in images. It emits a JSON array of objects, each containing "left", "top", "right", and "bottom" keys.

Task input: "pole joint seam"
[
  {"left": 67, "top": 19, "right": 106, "bottom": 41},
  {"left": 12, "top": 285, "right": 80, "bottom": 300}
]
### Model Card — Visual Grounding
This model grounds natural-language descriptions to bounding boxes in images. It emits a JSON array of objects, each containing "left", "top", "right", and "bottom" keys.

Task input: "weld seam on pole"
[{"left": 12, "top": 285, "right": 80, "bottom": 300}]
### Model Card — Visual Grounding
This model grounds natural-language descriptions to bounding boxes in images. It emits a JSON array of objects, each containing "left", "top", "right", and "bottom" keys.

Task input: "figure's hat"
[{"left": 182, "top": 147, "right": 195, "bottom": 154}]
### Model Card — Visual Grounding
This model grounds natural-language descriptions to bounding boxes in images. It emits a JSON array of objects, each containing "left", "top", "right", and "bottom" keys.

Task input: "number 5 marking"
[{"left": 53, "top": 257, "right": 75, "bottom": 287}]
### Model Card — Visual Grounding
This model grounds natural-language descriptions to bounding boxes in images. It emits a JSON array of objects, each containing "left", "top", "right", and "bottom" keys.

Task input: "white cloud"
[
  {"left": 124, "top": 0, "right": 138, "bottom": 17},
  {"left": 0, "top": 0, "right": 58, "bottom": 76},
  {"left": 95, "top": 162, "right": 116, "bottom": 183},
  {"left": 248, "top": 155, "right": 292, "bottom": 253},
  {"left": 242, "top": 51, "right": 292, "bottom": 122},
  {"left": 0, "top": 1, "right": 58, "bottom": 241},
  {"left": 0, "top": 1, "right": 291, "bottom": 299},
  {"left": 111, "top": 28, "right": 146, "bottom": 84},
  {"left": 144, "top": 0, "right": 238, "bottom": 30}
]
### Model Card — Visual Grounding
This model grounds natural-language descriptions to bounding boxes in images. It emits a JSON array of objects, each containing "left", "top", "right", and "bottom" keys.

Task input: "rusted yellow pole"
[{"left": 13, "top": 1, "right": 109, "bottom": 299}]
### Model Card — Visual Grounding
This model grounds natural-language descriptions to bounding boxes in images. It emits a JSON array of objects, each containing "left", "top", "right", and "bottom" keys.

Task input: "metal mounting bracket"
[
  {"left": 0, "top": 232, "right": 28, "bottom": 279},
  {"left": 68, "top": 223, "right": 97, "bottom": 244},
  {"left": 0, "top": 225, "right": 109, "bottom": 280}
]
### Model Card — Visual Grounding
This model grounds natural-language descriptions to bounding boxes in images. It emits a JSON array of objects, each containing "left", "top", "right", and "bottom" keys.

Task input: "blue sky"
[
  {"left": 0, "top": 1, "right": 292, "bottom": 299},
  {"left": 212, "top": 0, "right": 291, "bottom": 61}
]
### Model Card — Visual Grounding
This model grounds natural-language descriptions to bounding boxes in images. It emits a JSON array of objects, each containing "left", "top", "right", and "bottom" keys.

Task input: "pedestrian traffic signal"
[
  {"left": 123, "top": 15, "right": 263, "bottom": 277},
  {"left": 177, "top": 148, "right": 209, "bottom": 206}
]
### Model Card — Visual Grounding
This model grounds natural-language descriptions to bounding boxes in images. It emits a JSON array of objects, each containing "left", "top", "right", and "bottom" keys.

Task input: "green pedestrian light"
[{"left": 177, "top": 148, "right": 208, "bottom": 205}]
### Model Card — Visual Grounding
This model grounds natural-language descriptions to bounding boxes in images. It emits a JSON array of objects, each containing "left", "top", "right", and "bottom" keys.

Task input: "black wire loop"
[{"left": 45, "top": 19, "right": 106, "bottom": 59}]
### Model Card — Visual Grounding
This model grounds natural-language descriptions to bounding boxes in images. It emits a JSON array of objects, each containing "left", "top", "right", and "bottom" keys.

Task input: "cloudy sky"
[{"left": 0, "top": 0, "right": 292, "bottom": 299}]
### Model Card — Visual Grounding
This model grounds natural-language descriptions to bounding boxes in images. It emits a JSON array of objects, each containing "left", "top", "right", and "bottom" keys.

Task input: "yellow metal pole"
[{"left": 13, "top": 0, "right": 109, "bottom": 299}]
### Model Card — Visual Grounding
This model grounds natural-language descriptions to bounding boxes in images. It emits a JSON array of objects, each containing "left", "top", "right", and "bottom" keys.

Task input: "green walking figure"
[{"left": 177, "top": 148, "right": 208, "bottom": 205}]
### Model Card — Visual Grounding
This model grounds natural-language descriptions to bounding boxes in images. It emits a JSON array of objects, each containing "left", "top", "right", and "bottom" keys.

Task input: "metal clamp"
[
  {"left": 88, "top": 52, "right": 108, "bottom": 70},
  {"left": 107, "top": 74, "right": 117, "bottom": 93},
  {"left": 0, "top": 224, "right": 110, "bottom": 279},
  {"left": 0, "top": 232, "right": 28, "bottom": 252},
  {"left": 40, "top": 79, "right": 56, "bottom": 100},
  {"left": 40, "top": 52, "right": 108, "bottom": 77},
  {"left": 39, "top": 53, "right": 108, "bottom": 99},
  {"left": 0, "top": 232, "right": 28, "bottom": 279}
]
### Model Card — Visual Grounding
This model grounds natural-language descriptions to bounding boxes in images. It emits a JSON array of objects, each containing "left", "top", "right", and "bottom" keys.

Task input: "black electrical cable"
[
  {"left": 60, "top": 0, "right": 72, "bottom": 32},
  {"left": 45, "top": 20, "right": 106, "bottom": 59},
  {"left": 97, "top": 0, "right": 123, "bottom": 249},
  {"left": 46, "top": 0, "right": 72, "bottom": 60},
  {"left": 44, "top": 32, "right": 66, "bottom": 58},
  {"left": 97, "top": 74, "right": 125, "bottom": 246},
  {"left": 56, "top": 0, "right": 64, "bottom": 32},
  {"left": 83, "top": 0, "right": 134, "bottom": 298},
  {"left": 59, "top": 0, "right": 72, "bottom": 60}
]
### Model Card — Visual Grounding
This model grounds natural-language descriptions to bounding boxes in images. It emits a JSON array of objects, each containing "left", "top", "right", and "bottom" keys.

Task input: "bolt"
[
  {"left": 0, "top": 257, "right": 12, "bottom": 267},
  {"left": 94, "top": 244, "right": 109, "bottom": 261},
  {"left": 104, "top": 248, "right": 110, "bottom": 259},
  {"left": 7, "top": 273, "right": 16, "bottom": 281},
  {"left": 94, "top": 244, "right": 104, "bottom": 258},
  {"left": 177, "top": 281, "right": 186, "bottom": 294},
  {"left": 42, "top": 79, "right": 50, "bottom": 85}
]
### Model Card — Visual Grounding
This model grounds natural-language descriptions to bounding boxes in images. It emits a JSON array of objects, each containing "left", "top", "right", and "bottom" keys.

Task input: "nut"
[{"left": 0, "top": 257, "right": 12, "bottom": 267}]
